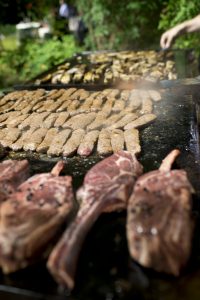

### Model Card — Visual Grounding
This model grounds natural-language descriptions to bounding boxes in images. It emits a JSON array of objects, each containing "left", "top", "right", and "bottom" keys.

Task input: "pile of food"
[
  {"left": 0, "top": 150, "right": 194, "bottom": 291},
  {"left": 0, "top": 88, "right": 161, "bottom": 157},
  {"left": 35, "top": 50, "right": 177, "bottom": 85}
]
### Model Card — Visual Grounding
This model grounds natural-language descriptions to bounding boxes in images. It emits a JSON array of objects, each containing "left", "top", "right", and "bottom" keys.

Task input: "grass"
[{"left": 1, "top": 34, "right": 18, "bottom": 50}]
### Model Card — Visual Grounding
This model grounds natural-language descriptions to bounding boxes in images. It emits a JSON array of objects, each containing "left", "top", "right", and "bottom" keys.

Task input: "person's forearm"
[{"left": 177, "top": 15, "right": 200, "bottom": 35}]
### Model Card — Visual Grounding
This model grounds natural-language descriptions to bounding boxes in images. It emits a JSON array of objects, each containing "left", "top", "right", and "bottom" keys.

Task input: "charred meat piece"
[
  {"left": 127, "top": 149, "right": 194, "bottom": 276},
  {"left": 0, "top": 161, "right": 74, "bottom": 273},
  {"left": 0, "top": 159, "right": 29, "bottom": 202},
  {"left": 47, "top": 151, "right": 143, "bottom": 289}
]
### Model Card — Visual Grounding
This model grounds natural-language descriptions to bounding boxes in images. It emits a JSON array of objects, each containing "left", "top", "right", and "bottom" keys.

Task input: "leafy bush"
[
  {"left": 0, "top": 34, "right": 83, "bottom": 89},
  {"left": 159, "top": 0, "right": 200, "bottom": 49},
  {"left": 75, "top": 0, "right": 163, "bottom": 50}
]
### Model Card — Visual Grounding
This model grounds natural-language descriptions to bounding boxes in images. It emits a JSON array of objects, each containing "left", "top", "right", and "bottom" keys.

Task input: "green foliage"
[
  {"left": 75, "top": 0, "right": 163, "bottom": 50},
  {"left": 0, "top": 35, "right": 83, "bottom": 89},
  {"left": 159, "top": 0, "right": 200, "bottom": 49},
  {"left": 0, "top": 24, "right": 16, "bottom": 36}
]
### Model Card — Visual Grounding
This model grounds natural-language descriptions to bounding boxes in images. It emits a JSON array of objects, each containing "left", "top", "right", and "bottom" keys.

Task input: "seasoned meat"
[
  {"left": 124, "top": 128, "right": 141, "bottom": 155},
  {"left": 36, "top": 128, "right": 58, "bottom": 153},
  {"left": 63, "top": 113, "right": 96, "bottom": 130},
  {"left": 112, "top": 100, "right": 125, "bottom": 112},
  {"left": 104, "top": 112, "right": 125, "bottom": 128},
  {"left": 87, "top": 112, "right": 108, "bottom": 131},
  {"left": 0, "top": 128, "right": 21, "bottom": 148},
  {"left": 76, "top": 92, "right": 100, "bottom": 114},
  {"left": 110, "top": 129, "right": 124, "bottom": 152},
  {"left": 97, "top": 129, "right": 112, "bottom": 155},
  {"left": 127, "top": 149, "right": 194, "bottom": 276},
  {"left": 18, "top": 113, "right": 38, "bottom": 130},
  {"left": 6, "top": 114, "right": 29, "bottom": 128},
  {"left": 124, "top": 114, "right": 156, "bottom": 130},
  {"left": 54, "top": 112, "right": 70, "bottom": 128},
  {"left": 0, "top": 161, "right": 74, "bottom": 273},
  {"left": 0, "top": 112, "right": 21, "bottom": 128},
  {"left": 47, "top": 151, "right": 143, "bottom": 289},
  {"left": 42, "top": 113, "right": 58, "bottom": 128},
  {"left": 0, "top": 159, "right": 29, "bottom": 202},
  {"left": 11, "top": 128, "right": 37, "bottom": 151},
  {"left": 148, "top": 90, "right": 162, "bottom": 102},
  {"left": 140, "top": 98, "right": 153, "bottom": 115},
  {"left": 47, "top": 129, "right": 71, "bottom": 157},
  {"left": 62, "top": 129, "right": 85, "bottom": 157},
  {"left": 120, "top": 90, "right": 130, "bottom": 101},
  {"left": 67, "top": 100, "right": 81, "bottom": 114},
  {"left": 77, "top": 130, "right": 99, "bottom": 156},
  {"left": 21, "top": 98, "right": 46, "bottom": 114},
  {"left": 23, "top": 128, "right": 48, "bottom": 151},
  {"left": 109, "top": 113, "right": 138, "bottom": 130}
]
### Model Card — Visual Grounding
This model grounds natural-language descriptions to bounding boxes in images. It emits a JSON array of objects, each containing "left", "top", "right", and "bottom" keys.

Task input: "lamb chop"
[
  {"left": 0, "top": 161, "right": 74, "bottom": 274},
  {"left": 127, "top": 149, "right": 194, "bottom": 276},
  {"left": 0, "top": 159, "right": 30, "bottom": 202},
  {"left": 47, "top": 151, "right": 143, "bottom": 290}
]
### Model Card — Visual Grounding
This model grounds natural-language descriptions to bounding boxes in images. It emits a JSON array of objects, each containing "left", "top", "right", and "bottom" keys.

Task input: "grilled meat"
[
  {"left": 36, "top": 128, "right": 59, "bottom": 153},
  {"left": 0, "top": 128, "right": 21, "bottom": 148},
  {"left": 23, "top": 128, "right": 48, "bottom": 151},
  {"left": 0, "top": 161, "right": 74, "bottom": 273},
  {"left": 62, "top": 129, "right": 85, "bottom": 157},
  {"left": 127, "top": 149, "right": 194, "bottom": 276},
  {"left": 0, "top": 159, "right": 30, "bottom": 202},
  {"left": 97, "top": 129, "right": 112, "bottom": 155},
  {"left": 124, "top": 128, "right": 141, "bottom": 155},
  {"left": 124, "top": 114, "right": 157, "bottom": 130},
  {"left": 47, "top": 151, "right": 143, "bottom": 289},
  {"left": 47, "top": 129, "right": 71, "bottom": 157},
  {"left": 110, "top": 129, "right": 124, "bottom": 152},
  {"left": 77, "top": 130, "right": 99, "bottom": 156}
]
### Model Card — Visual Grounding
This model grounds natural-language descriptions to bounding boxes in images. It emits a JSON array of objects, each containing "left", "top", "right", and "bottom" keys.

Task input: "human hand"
[{"left": 160, "top": 27, "right": 180, "bottom": 49}]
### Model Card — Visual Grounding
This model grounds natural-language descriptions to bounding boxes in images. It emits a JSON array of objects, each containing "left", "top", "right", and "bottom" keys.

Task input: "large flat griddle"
[{"left": 0, "top": 87, "right": 200, "bottom": 300}]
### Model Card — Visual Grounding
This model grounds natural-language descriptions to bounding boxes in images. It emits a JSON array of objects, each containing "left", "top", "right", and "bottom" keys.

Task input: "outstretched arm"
[{"left": 160, "top": 14, "right": 200, "bottom": 49}]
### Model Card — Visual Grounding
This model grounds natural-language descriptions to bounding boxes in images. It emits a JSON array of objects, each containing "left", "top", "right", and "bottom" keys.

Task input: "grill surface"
[{"left": 0, "top": 87, "right": 200, "bottom": 299}]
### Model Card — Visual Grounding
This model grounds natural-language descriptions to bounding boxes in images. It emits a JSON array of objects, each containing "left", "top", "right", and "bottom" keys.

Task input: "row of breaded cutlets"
[
  {"left": 0, "top": 87, "right": 161, "bottom": 157},
  {"left": 0, "top": 150, "right": 194, "bottom": 291}
]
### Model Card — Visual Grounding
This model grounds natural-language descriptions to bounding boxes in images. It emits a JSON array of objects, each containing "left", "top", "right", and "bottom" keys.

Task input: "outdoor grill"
[{"left": 1, "top": 49, "right": 200, "bottom": 300}]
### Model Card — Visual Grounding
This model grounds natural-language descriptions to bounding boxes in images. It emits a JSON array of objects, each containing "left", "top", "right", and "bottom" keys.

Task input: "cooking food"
[
  {"left": 77, "top": 130, "right": 99, "bottom": 156},
  {"left": 35, "top": 50, "right": 177, "bottom": 85},
  {"left": 97, "top": 128, "right": 112, "bottom": 155},
  {"left": 0, "top": 159, "right": 29, "bottom": 202},
  {"left": 0, "top": 161, "right": 74, "bottom": 274},
  {"left": 124, "top": 128, "right": 141, "bottom": 155},
  {"left": 62, "top": 128, "right": 85, "bottom": 157},
  {"left": 0, "top": 88, "right": 161, "bottom": 157},
  {"left": 110, "top": 129, "right": 124, "bottom": 152},
  {"left": 47, "top": 151, "right": 143, "bottom": 289},
  {"left": 124, "top": 114, "right": 157, "bottom": 130},
  {"left": 127, "top": 149, "right": 194, "bottom": 275}
]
